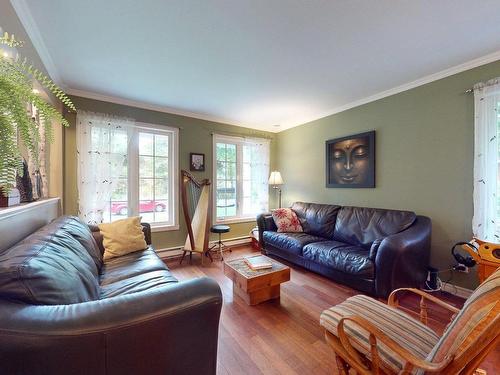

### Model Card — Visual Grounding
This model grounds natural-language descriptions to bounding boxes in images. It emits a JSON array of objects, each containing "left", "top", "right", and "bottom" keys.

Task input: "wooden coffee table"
[{"left": 223, "top": 255, "right": 290, "bottom": 305}]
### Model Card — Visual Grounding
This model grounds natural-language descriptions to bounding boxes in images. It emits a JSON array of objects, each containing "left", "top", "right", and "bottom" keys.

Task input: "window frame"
[
  {"left": 212, "top": 134, "right": 269, "bottom": 224},
  {"left": 124, "top": 122, "right": 179, "bottom": 231}
]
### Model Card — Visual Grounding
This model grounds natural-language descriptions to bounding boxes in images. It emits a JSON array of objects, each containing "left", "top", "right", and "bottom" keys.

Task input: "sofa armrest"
[
  {"left": 0, "top": 277, "right": 222, "bottom": 375},
  {"left": 256, "top": 212, "right": 277, "bottom": 249},
  {"left": 375, "top": 215, "right": 431, "bottom": 298}
]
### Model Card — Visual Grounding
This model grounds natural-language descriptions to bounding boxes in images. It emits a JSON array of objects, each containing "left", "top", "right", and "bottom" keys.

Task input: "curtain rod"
[
  {"left": 464, "top": 79, "right": 500, "bottom": 93},
  {"left": 210, "top": 131, "right": 274, "bottom": 140}
]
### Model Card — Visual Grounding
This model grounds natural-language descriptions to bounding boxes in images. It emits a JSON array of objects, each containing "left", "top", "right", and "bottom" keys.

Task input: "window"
[
  {"left": 472, "top": 78, "right": 500, "bottom": 242},
  {"left": 105, "top": 123, "right": 179, "bottom": 229},
  {"left": 213, "top": 134, "right": 270, "bottom": 222}
]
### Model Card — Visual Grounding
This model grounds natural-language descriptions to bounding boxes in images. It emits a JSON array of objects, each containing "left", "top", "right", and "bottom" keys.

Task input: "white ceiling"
[{"left": 11, "top": 0, "right": 500, "bottom": 132}]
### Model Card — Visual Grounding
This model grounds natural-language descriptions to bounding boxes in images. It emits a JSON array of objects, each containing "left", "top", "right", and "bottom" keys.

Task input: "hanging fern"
[{"left": 0, "top": 31, "right": 75, "bottom": 195}]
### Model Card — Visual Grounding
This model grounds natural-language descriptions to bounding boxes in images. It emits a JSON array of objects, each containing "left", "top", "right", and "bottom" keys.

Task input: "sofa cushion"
[
  {"left": 333, "top": 206, "right": 416, "bottom": 249},
  {"left": 263, "top": 231, "right": 328, "bottom": 256},
  {"left": 291, "top": 202, "right": 340, "bottom": 238},
  {"left": 60, "top": 216, "right": 103, "bottom": 269},
  {"left": 100, "top": 269, "right": 178, "bottom": 298},
  {"left": 0, "top": 216, "right": 100, "bottom": 305},
  {"left": 303, "top": 241, "right": 374, "bottom": 278},
  {"left": 99, "top": 247, "right": 171, "bottom": 286}
]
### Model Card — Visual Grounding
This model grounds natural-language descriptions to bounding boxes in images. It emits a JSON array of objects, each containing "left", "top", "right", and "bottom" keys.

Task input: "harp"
[{"left": 180, "top": 170, "right": 213, "bottom": 264}]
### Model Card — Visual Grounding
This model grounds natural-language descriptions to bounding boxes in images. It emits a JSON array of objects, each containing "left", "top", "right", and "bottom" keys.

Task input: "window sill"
[
  {"left": 215, "top": 217, "right": 257, "bottom": 225},
  {"left": 151, "top": 224, "right": 180, "bottom": 233},
  {"left": 0, "top": 198, "right": 60, "bottom": 221}
]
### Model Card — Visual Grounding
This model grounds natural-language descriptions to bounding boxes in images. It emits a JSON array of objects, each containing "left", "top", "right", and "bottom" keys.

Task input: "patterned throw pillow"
[{"left": 272, "top": 208, "right": 303, "bottom": 233}]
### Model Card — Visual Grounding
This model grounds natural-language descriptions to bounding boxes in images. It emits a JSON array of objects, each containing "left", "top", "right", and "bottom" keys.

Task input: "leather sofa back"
[
  {"left": 0, "top": 216, "right": 102, "bottom": 305},
  {"left": 291, "top": 202, "right": 341, "bottom": 238},
  {"left": 333, "top": 206, "right": 416, "bottom": 249}
]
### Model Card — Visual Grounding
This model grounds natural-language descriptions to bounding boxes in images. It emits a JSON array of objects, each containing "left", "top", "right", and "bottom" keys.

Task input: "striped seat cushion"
[
  {"left": 320, "top": 295, "right": 439, "bottom": 374},
  {"left": 422, "top": 268, "right": 500, "bottom": 372}
]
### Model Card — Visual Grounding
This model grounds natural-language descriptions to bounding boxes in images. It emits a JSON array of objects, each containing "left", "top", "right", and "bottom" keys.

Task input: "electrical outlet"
[{"left": 453, "top": 263, "right": 469, "bottom": 273}]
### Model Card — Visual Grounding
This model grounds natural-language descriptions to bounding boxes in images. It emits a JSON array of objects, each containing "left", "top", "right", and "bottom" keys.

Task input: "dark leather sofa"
[
  {"left": 257, "top": 202, "right": 431, "bottom": 297},
  {"left": 0, "top": 216, "right": 222, "bottom": 375}
]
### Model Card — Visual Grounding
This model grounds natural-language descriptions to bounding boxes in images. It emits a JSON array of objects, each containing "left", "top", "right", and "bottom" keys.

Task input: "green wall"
[
  {"left": 277, "top": 60, "right": 500, "bottom": 290},
  {"left": 64, "top": 96, "right": 277, "bottom": 249}
]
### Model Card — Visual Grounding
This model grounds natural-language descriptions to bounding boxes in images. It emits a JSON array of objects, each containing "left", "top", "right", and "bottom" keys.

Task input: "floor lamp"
[{"left": 268, "top": 171, "right": 284, "bottom": 208}]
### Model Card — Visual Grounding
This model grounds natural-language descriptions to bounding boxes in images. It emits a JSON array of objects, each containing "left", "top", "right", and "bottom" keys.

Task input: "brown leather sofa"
[
  {"left": 257, "top": 202, "right": 431, "bottom": 297},
  {"left": 0, "top": 216, "right": 222, "bottom": 375}
]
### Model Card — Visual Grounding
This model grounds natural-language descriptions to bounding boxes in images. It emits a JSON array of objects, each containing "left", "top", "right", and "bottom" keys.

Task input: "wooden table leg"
[{"left": 233, "top": 282, "right": 281, "bottom": 305}]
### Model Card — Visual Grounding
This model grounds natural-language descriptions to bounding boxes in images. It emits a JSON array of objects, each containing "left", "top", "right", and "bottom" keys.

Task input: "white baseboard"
[
  {"left": 156, "top": 236, "right": 252, "bottom": 259},
  {"left": 441, "top": 282, "right": 473, "bottom": 299}
]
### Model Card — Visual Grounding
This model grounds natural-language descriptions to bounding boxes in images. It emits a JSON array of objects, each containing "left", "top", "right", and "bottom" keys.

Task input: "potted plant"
[{"left": 0, "top": 29, "right": 75, "bottom": 199}]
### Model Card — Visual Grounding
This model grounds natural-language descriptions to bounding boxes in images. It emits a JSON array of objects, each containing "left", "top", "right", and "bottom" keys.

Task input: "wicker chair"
[{"left": 320, "top": 268, "right": 500, "bottom": 374}]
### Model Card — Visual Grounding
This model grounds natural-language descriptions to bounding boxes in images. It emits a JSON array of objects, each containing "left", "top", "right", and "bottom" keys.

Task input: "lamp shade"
[{"left": 268, "top": 171, "right": 284, "bottom": 185}]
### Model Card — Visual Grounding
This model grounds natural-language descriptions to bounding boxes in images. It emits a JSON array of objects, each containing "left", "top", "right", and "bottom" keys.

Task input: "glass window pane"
[
  {"left": 226, "top": 144, "right": 236, "bottom": 162},
  {"left": 155, "top": 179, "right": 168, "bottom": 199},
  {"left": 216, "top": 143, "right": 226, "bottom": 161},
  {"left": 155, "top": 157, "right": 168, "bottom": 177},
  {"left": 226, "top": 205, "right": 236, "bottom": 217},
  {"left": 214, "top": 136, "right": 269, "bottom": 221},
  {"left": 140, "top": 156, "right": 154, "bottom": 178},
  {"left": 155, "top": 134, "right": 169, "bottom": 157},
  {"left": 111, "top": 156, "right": 128, "bottom": 178},
  {"left": 111, "top": 131, "right": 128, "bottom": 154},
  {"left": 140, "top": 210, "right": 155, "bottom": 223},
  {"left": 217, "top": 206, "right": 226, "bottom": 219},
  {"left": 111, "top": 178, "right": 128, "bottom": 201},
  {"left": 139, "top": 133, "right": 154, "bottom": 155},
  {"left": 140, "top": 178, "right": 154, "bottom": 200},
  {"left": 227, "top": 162, "right": 236, "bottom": 180},
  {"left": 216, "top": 161, "right": 226, "bottom": 180},
  {"left": 155, "top": 200, "right": 170, "bottom": 222},
  {"left": 110, "top": 200, "right": 128, "bottom": 217}
]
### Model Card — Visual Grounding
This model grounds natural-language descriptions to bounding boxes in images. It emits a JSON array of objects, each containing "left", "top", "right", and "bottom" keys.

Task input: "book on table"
[{"left": 244, "top": 255, "right": 273, "bottom": 270}]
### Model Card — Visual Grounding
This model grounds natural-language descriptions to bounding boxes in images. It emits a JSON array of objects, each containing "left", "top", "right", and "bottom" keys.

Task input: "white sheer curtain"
[
  {"left": 76, "top": 110, "right": 135, "bottom": 224},
  {"left": 243, "top": 138, "right": 270, "bottom": 215},
  {"left": 472, "top": 77, "right": 500, "bottom": 242}
]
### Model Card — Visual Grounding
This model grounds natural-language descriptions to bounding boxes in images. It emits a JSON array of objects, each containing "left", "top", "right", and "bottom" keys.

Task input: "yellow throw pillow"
[{"left": 98, "top": 217, "right": 147, "bottom": 261}]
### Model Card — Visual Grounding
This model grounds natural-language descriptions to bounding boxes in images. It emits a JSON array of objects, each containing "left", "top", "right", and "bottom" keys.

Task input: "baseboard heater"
[{"left": 156, "top": 235, "right": 252, "bottom": 259}]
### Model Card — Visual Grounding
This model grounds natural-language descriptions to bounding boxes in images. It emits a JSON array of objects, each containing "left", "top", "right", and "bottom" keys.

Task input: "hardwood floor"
[{"left": 164, "top": 246, "right": 499, "bottom": 375}]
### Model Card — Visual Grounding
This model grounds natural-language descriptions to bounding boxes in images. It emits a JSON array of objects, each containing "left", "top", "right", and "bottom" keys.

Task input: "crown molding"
[
  {"left": 10, "top": 0, "right": 64, "bottom": 86},
  {"left": 65, "top": 87, "right": 272, "bottom": 131},
  {"left": 279, "top": 49, "right": 500, "bottom": 132}
]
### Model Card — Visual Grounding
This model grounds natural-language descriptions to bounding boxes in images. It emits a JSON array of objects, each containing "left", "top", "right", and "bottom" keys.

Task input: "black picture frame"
[
  {"left": 325, "top": 130, "right": 375, "bottom": 188},
  {"left": 190, "top": 153, "right": 205, "bottom": 171}
]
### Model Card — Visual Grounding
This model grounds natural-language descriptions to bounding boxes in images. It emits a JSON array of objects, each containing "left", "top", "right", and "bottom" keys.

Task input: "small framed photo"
[
  {"left": 326, "top": 130, "right": 375, "bottom": 188},
  {"left": 190, "top": 153, "right": 205, "bottom": 171}
]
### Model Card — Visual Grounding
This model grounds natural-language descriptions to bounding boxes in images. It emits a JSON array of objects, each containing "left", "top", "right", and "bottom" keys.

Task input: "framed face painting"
[
  {"left": 190, "top": 153, "right": 205, "bottom": 171},
  {"left": 326, "top": 130, "right": 375, "bottom": 188}
]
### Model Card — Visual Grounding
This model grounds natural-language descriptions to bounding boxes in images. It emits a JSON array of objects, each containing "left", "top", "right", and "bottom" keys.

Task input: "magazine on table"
[{"left": 244, "top": 255, "right": 273, "bottom": 270}]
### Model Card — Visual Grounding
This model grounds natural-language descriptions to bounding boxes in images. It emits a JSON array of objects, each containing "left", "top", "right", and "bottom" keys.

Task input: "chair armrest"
[
  {"left": 337, "top": 315, "right": 453, "bottom": 373},
  {"left": 256, "top": 212, "right": 277, "bottom": 250},
  {"left": 388, "top": 287, "right": 460, "bottom": 325},
  {"left": 0, "top": 277, "right": 222, "bottom": 375},
  {"left": 375, "top": 215, "right": 432, "bottom": 297}
]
